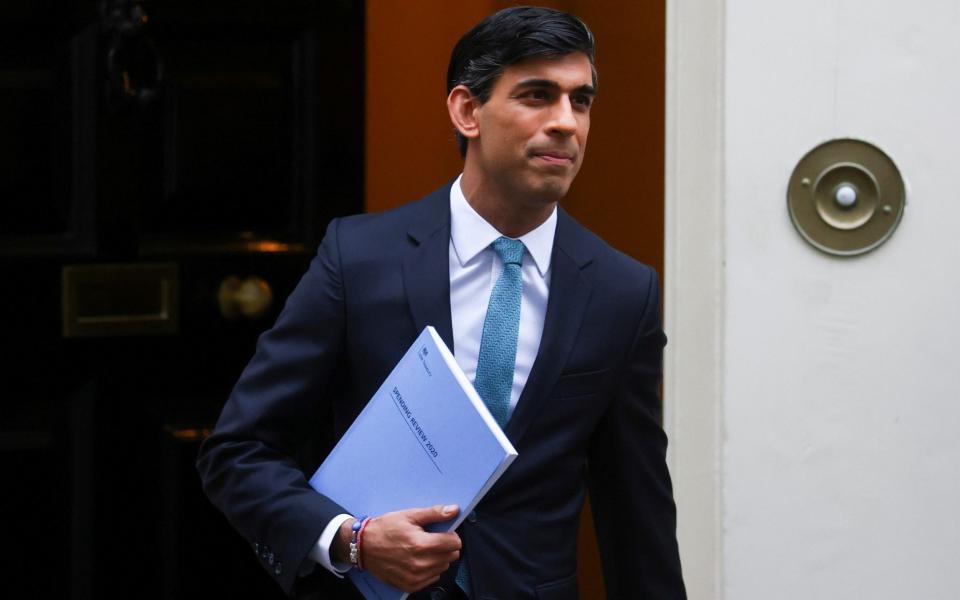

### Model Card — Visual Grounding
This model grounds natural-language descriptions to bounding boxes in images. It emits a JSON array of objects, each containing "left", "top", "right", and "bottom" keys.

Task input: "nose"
[{"left": 546, "top": 96, "right": 578, "bottom": 137}]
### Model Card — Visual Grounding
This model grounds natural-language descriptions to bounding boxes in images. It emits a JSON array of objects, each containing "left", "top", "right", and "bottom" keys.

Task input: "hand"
[{"left": 339, "top": 504, "right": 462, "bottom": 593}]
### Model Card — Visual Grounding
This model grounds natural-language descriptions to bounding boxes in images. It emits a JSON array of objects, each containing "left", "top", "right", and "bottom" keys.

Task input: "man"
[{"left": 198, "top": 6, "right": 685, "bottom": 599}]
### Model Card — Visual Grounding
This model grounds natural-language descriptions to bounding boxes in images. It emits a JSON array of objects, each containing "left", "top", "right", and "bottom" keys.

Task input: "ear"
[{"left": 447, "top": 85, "right": 481, "bottom": 142}]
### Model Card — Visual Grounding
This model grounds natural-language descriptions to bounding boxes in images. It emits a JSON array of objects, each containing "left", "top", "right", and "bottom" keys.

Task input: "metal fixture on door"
[{"left": 787, "top": 138, "right": 905, "bottom": 256}]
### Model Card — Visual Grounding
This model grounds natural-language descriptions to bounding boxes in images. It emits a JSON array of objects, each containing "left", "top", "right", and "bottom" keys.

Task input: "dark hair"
[{"left": 447, "top": 5, "right": 597, "bottom": 157}]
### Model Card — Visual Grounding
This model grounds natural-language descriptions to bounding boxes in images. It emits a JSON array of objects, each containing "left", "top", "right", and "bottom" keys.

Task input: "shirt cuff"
[{"left": 309, "top": 513, "right": 355, "bottom": 577}]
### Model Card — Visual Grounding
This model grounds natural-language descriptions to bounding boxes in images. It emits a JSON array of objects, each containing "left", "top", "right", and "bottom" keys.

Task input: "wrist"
[
  {"left": 348, "top": 515, "right": 370, "bottom": 569},
  {"left": 356, "top": 517, "right": 371, "bottom": 570},
  {"left": 331, "top": 518, "right": 354, "bottom": 564}
]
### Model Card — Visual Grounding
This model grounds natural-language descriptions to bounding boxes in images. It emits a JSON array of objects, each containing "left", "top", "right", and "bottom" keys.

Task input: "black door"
[{"left": 0, "top": 1, "right": 364, "bottom": 598}]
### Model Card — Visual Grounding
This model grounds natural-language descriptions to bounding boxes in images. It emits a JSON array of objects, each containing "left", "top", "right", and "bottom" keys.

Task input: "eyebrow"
[{"left": 511, "top": 78, "right": 597, "bottom": 97}]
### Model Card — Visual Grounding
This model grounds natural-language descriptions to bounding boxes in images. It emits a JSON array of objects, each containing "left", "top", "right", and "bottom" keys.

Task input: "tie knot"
[{"left": 492, "top": 237, "right": 525, "bottom": 266}]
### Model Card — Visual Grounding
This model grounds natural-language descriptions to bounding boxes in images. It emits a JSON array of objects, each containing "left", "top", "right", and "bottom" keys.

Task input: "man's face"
[{"left": 469, "top": 52, "right": 595, "bottom": 205}]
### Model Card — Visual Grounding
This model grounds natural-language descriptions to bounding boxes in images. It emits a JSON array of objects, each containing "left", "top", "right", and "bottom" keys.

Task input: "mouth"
[{"left": 531, "top": 150, "right": 576, "bottom": 166}]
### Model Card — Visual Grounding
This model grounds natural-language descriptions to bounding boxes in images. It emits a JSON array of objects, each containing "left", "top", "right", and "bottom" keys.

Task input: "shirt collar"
[{"left": 449, "top": 174, "right": 556, "bottom": 277}]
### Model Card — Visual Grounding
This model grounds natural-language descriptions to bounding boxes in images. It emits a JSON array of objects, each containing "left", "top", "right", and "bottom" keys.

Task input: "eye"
[
  {"left": 518, "top": 88, "right": 550, "bottom": 103},
  {"left": 572, "top": 94, "right": 593, "bottom": 109},
  {"left": 528, "top": 89, "right": 549, "bottom": 100}
]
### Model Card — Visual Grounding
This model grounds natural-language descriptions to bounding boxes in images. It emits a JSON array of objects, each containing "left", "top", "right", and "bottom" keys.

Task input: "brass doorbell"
[{"left": 787, "top": 138, "right": 905, "bottom": 256}]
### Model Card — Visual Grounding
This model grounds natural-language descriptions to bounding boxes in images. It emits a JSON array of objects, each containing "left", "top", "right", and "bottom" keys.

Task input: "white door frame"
[{"left": 664, "top": 1, "right": 725, "bottom": 598}]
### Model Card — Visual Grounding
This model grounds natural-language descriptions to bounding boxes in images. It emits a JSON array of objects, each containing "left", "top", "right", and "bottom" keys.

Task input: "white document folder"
[{"left": 309, "top": 326, "right": 518, "bottom": 600}]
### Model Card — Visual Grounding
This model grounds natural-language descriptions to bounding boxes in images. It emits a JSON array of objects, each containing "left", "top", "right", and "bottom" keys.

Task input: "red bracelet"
[{"left": 356, "top": 517, "right": 371, "bottom": 570}]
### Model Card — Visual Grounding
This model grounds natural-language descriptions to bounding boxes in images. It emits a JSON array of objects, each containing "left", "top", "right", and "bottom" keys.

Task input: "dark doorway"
[{"left": 0, "top": 1, "right": 364, "bottom": 598}]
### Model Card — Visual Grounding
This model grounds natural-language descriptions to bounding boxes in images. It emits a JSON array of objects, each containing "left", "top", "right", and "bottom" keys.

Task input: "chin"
[{"left": 530, "top": 175, "right": 573, "bottom": 202}]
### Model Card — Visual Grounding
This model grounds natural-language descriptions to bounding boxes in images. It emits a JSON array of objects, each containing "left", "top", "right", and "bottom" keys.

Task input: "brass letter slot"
[{"left": 62, "top": 263, "right": 179, "bottom": 337}]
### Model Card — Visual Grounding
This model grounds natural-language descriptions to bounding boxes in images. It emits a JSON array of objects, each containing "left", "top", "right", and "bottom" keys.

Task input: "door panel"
[{"left": 0, "top": 2, "right": 364, "bottom": 598}]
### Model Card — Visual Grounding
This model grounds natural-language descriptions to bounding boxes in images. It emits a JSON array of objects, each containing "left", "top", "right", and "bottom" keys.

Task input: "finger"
[
  {"left": 423, "top": 554, "right": 459, "bottom": 573},
  {"left": 418, "top": 531, "right": 461, "bottom": 553},
  {"left": 403, "top": 531, "right": 460, "bottom": 557},
  {"left": 419, "top": 571, "right": 444, "bottom": 588},
  {"left": 405, "top": 572, "right": 443, "bottom": 594},
  {"left": 406, "top": 504, "right": 459, "bottom": 526},
  {"left": 400, "top": 558, "right": 449, "bottom": 590},
  {"left": 436, "top": 549, "right": 460, "bottom": 564}
]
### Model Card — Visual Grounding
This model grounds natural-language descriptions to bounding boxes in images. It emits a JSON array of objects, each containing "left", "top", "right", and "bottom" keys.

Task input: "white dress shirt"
[
  {"left": 309, "top": 174, "right": 556, "bottom": 576},
  {"left": 448, "top": 174, "right": 555, "bottom": 416}
]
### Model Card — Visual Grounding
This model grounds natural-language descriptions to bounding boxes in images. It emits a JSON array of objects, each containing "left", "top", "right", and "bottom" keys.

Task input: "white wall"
[{"left": 722, "top": 1, "right": 960, "bottom": 598}]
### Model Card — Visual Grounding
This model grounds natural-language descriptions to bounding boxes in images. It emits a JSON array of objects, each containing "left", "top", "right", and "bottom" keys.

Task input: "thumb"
[{"left": 408, "top": 504, "right": 459, "bottom": 525}]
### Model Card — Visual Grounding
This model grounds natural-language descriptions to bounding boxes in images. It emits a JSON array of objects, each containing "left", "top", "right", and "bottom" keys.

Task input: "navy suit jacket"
[{"left": 197, "top": 182, "right": 685, "bottom": 599}]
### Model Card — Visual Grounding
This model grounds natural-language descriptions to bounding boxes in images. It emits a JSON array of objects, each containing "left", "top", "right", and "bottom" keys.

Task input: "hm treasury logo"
[{"left": 418, "top": 345, "right": 432, "bottom": 376}]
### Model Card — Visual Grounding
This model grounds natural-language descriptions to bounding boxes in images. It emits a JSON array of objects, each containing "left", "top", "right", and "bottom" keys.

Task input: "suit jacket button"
[
  {"left": 274, "top": 561, "right": 283, "bottom": 576},
  {"left": 466, "top": 511, "right": 477, "bottom": 523}
]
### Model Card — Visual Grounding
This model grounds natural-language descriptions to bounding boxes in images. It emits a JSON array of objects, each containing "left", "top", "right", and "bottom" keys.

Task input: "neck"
[{"left": 459, "top": 168, "right": 557, "bottom": 238}]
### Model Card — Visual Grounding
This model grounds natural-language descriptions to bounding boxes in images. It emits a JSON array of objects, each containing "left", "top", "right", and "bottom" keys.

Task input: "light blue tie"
[
  {"left": 456, "top": 236, "right": 525, "bottom": 596},
  {"left": 473, "top": 236, "right": 525, "bottom": 427}
]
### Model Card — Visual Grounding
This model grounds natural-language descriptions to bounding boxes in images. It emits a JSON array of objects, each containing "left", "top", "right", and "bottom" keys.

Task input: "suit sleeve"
[
  {"left": 196, "top": 218, "right": 351, "bottom": 595},
  {"left": 586, "top": 267, "right": 687, "bottom": 599}
]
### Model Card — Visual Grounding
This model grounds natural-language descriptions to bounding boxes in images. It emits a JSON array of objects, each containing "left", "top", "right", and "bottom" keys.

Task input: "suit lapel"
[
  {"left": 505, "top": 210, "right": 594, "bottom": 445},
  {"left": 401, "top": 186, "right": 455, "bottom": 352}
]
